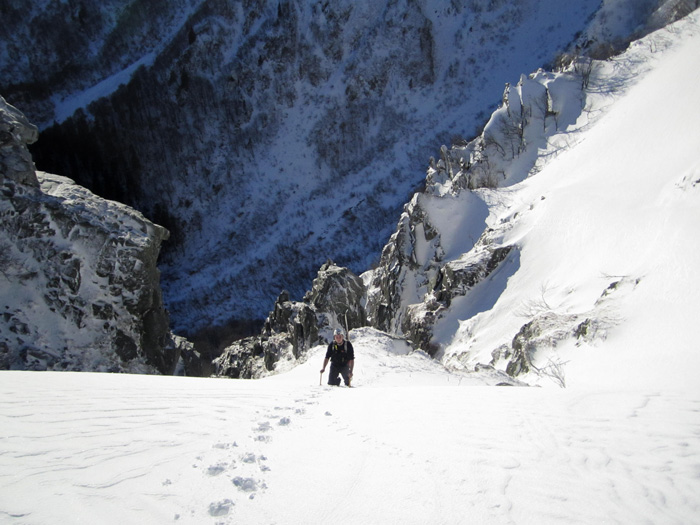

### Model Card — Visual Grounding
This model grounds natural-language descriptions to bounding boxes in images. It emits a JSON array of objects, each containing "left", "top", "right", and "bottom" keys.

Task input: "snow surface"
[
  {"left": 2, "top": 328, "right": 699, "bottom": 524},
  {"left": 47, "top": 0, "right": 208, "bottom": 126},
  {"left": 51, "top": 53, "right": 156, "bottom": 124}
]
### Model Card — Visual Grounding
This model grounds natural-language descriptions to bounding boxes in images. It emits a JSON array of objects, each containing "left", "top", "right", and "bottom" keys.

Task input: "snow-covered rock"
[
  {"left": 215, "top": 261, "right": 366, "bottom": 378},
  {"left": 364, "top": 66, "right": 585, "bottom": 355},
  {"left": 302, "top": 260, "right": 367, "bottom": 331},
  {"left": 0, "top": 96, "right": 175, "bottom": 373},
  {"left": 0, "top": 97, "right": 39, "bottom": 187}
]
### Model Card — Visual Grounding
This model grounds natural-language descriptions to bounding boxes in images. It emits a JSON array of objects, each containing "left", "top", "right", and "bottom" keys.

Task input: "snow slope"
[
  {"left": 424, "top": 10, "right": 700, "bottom": 391},
  {"left": 1, "top": 328, "right": 699, "bottom": 524}
]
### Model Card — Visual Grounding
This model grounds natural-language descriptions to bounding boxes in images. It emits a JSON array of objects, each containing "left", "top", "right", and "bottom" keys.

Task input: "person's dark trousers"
[{"left": 328, "top": 362, "right": 350, "bottom": 386}]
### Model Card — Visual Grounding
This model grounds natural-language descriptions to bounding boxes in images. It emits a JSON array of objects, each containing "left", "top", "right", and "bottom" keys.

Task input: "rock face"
[
  {"left": 302, "top": 261, "right": 367, "bottom": 332},
  {"left": 0, "top": 96, "right": 175, "bottom": 373},
  {"left": 0, "top": 97, "right": 39, "bottom": 187},
  {"left": 364, "top": 189, "right": 518, "bottom": 356},
  {"left": 215, "top": 261, "right": 366, "bottom": 378}
]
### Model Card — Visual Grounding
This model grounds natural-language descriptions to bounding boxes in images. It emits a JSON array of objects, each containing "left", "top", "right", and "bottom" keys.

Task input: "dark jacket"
[{"left": 325, "top": 340, "right": 354, "bottom": 366}]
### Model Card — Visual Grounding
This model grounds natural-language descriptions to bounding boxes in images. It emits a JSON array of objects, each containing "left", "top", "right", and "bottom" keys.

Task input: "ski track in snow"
[{"left": 1, "top": 336, "right": 699, "bottom": 525}]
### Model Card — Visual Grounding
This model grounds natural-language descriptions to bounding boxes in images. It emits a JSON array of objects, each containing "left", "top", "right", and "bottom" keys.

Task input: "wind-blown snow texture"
[{"left": 1, "top": 329, "right": 699, "bottom": 524}]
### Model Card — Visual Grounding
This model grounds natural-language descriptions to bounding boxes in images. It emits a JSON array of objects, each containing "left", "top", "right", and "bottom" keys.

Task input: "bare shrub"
[
  {"left": 573, "top": 56, "right": 594, "bottom": 89},
  {"left": 536, "top": 357, "right": 569, "bottom": 388}
]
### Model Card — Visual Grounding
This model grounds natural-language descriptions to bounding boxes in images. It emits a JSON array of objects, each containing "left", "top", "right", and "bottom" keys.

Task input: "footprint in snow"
[
  {"left": 256, "top": 421, "right": 272, "bottom": 432},
  {"left": 208, "top": 499, "right": 234, "bottom": 517},
  {"left": 240, "top": 452, "right": 269, "bottom": 471},
  {"left": 206, "top": 462, "right": 230, "bottom": 476},
  {"left": 241, "top": 453, "right": 257, "bottom": 464},
  {"left": 232, "top": 476, "right": 266, "bottom": 498},
  {"left": 212, "top": 442, "right": 238, "bottom": 450}
]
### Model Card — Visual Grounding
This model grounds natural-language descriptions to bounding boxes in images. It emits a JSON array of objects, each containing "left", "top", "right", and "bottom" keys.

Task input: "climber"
[{"left": 320, "top": 328, "right": 355, "bottom": 387}]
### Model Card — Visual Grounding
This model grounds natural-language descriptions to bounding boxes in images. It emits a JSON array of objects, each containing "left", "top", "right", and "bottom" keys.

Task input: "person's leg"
[
  {"left": 339, "top": 363, "right": 351, "bottom": 386},
  {"left": 328, "top": 363, "right": 342, "bottom": 386}
]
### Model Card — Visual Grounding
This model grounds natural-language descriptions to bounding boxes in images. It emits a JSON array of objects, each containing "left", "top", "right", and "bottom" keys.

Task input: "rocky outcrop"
[
  {"left": 402, "top": 244, "right": 515, "bottom": 356},
  {"left": 302, "top": 261, "right": 367, "bottom": 332},
  {"left": 215, "top": 261, "right": 366, "bottom": 378},
  {"left": 0, "top": 97, "right": 39, "bottom": 187},
  {"left": 364, "top": 68, "right": 586, "bottom": 357},
  {"left": 491, "top": 278, "right": 634, "bottom": 380},
  {"left": 0, "top": 96, "right": 175, "bottom": 373},
  {"left": 365, "top": 193, "right": 517, "bottom": 356},
  {"left": 426, "top": 70, "right": 585, "bottom": 192}
]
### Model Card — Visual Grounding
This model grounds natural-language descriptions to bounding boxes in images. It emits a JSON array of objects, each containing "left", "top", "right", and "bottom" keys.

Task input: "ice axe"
[
  {"left": 344, "top": 309, "right": 350, "bottom": 341},
  {"left": 345, "top": 310, "right": 353, "bottom": 387}
]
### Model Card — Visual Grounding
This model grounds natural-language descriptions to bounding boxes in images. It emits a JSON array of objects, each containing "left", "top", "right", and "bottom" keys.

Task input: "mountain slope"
[
  {"left": 365, "top": 9, "right": 700, "bottom": 389},
  {"left": 6, "top": 0, "right": 615, "bottom": 333}
]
